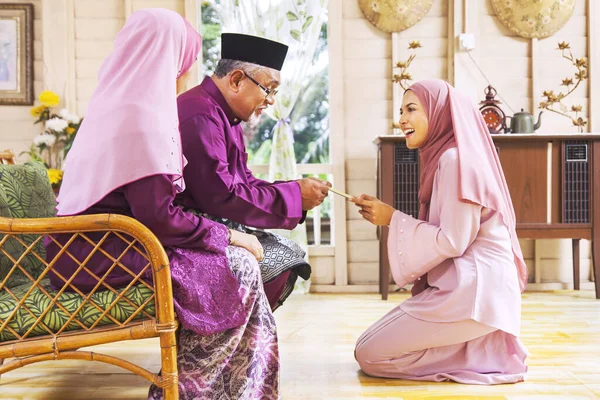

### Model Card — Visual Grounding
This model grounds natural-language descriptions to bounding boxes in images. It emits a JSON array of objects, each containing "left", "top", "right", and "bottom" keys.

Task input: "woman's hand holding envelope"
[{"left": 352, "top": 194, "right": 396, "bottom": 226}]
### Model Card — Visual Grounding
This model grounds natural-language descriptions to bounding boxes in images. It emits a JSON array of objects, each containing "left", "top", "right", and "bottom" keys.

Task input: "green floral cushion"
[
  {"left": 0, "top": 278, "right": 155, "bottom": 342},
  {"left": 0, "top": 161, "right": 57, "bottom": 288}
]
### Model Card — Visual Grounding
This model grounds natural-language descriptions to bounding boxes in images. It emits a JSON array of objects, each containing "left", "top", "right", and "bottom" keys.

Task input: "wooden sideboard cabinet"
[{"left": 375, "top": 134, "right": 600, "bottom": 300}]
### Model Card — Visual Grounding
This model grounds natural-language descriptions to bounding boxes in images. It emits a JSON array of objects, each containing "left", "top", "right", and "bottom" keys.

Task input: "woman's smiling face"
[{"left": 400, "top": 90, "right": 429, "bottom": 149}]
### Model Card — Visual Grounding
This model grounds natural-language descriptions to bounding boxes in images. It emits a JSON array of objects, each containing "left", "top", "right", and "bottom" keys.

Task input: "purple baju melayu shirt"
[
  {"left": 176, "top": 77, "right": 304, "bottom": 230},
  {"left": 46, "top": 175, "right": 247, "bottom": 335}
]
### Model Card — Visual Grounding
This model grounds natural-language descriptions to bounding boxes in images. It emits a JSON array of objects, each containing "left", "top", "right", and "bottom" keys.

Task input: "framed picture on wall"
[{"left": 0, "top": 3, "right": 33, "bottom": 105}]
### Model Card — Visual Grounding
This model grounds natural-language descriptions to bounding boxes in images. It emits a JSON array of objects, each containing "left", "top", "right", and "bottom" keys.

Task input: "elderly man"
[{"left": 176, "top": 33, "right": 330, "bottom": 310}]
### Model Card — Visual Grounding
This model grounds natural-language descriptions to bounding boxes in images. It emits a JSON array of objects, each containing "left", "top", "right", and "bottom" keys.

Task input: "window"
[{"left": 200, "top": 1, "right": 331, "bottom": 245}]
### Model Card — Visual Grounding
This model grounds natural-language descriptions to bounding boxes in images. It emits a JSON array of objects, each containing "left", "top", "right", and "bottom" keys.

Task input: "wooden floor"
[{"left": 1, "top": 290, "right": 600, "bottom": 399}]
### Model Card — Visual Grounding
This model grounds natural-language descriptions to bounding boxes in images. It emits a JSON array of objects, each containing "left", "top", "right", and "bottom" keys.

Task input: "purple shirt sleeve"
[
  {"left": 122, "top": 174, "right": 228, "bottom": 254},
  {"left": 179, "top": 115, "right": 303, "bottom": 230},
  {"left": 244, "top": 164, "right": 271, "bottom": 187}
]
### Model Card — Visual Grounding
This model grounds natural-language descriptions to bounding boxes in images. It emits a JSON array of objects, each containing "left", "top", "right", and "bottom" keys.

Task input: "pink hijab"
[
  {"left": 409, "top": 79, "right": 528, "bottom": 292},
  {"left": 56, "top": 9, "right": 202, "bottom": 215}
]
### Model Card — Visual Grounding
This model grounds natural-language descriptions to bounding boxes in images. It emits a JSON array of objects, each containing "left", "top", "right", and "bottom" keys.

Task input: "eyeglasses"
[{"left": 243, "top": 72, "right": 278, "bottom": 100}]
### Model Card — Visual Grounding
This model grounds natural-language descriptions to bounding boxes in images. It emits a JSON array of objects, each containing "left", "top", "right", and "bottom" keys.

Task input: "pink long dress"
[{"left": 355, "top": 148, "right": 528, "bottom": 384}]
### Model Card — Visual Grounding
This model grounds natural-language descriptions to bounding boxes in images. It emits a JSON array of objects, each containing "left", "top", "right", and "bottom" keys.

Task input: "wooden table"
[{"left": 375, "top": 134, "right": 600, "bottom": 300}]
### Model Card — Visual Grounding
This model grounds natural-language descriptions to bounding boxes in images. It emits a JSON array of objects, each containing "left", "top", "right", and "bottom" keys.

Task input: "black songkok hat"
[{"left": 221, "top": 33, "right": 289, "bottom": 71}]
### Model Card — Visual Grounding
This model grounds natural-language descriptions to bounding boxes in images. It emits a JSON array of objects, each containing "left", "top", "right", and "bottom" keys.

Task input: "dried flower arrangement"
[
  {"left": 539, "top": 41, "right": 588, "bottom": 132},
  {"left": 392, "top": 41, "right": 422, "bottom": 131}
]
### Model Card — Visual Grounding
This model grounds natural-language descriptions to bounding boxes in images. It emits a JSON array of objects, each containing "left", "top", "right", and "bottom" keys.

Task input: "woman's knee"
[
  {"left": 354, "top": 324, "right": 394, "bottom": 366},
  {"left": 228, "top": 246, "right": 262, "bottom": 286},
  {"left": 354, "top": 336, "right": 380, "bottom": 374},
  {"left": 242, "top": 250, "right": 262, "bottom": 277},
  {"left": 355, "top": 335, "right": 419, "bottom": 377},
  {"left": 355, "top": 342, "right": 386, "bottom": 377}
]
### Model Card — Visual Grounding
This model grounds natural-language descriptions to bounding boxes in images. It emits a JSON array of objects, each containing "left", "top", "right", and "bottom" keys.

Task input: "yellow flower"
[
  {"left": 543, "top": 90, "right": 555, "bottom": 99},
  {"left": 561, "top": 78, "right": 574, "bottom": 86},
  {"left": 30, "top": 105, "right": 48, "bottom": 117},
  {"left": 47, "top": 168, "right": 63, "bottom": 185},
  {"left": 575, "top": 58, "right": 588, "bottom": 68},
  {"left": 66, "top": 127, "right": 76, "bottom": 135},
  {"left": 408, "top": 41, "right": 422, "bottom": 49},
  {"left": 39, "top": 90, "right": 60, "bottom": 107}
]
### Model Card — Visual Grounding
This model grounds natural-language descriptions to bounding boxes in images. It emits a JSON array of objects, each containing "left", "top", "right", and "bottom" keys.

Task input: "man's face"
[{"left": 229, "top": 67, "right": 280, "bottom": 122}]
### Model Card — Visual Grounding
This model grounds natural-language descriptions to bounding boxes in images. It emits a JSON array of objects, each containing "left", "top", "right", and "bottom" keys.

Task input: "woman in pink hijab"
[
  {"left": 46, "top": 9, "right": 279, "bottom": 399},
  {"left": 352, "top": 80, "right": 528, "bottom": 384}
]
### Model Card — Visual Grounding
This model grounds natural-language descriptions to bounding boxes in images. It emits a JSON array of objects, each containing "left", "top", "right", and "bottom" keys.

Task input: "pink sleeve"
[{"left": 387, "top": 155, "right": 482, "bottom": 288}]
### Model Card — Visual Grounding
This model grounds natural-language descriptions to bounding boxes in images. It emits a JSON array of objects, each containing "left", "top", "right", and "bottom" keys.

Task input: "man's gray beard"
[{"left": 247, "top": 111, "right": 261, "bottom": 127}]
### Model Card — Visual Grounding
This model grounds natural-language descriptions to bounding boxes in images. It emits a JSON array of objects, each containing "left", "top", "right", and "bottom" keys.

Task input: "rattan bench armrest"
[{"left": 0, "top": 214, "right": 176, "bottom": 327}]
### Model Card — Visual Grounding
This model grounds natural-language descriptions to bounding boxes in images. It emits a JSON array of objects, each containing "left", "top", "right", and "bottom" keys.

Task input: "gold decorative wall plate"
[
  {"left": 358, "top": 0, "right": 434, "bottom": 33},
  {"left": 490, "top": 0, "right": 576, "bottom": 39}
]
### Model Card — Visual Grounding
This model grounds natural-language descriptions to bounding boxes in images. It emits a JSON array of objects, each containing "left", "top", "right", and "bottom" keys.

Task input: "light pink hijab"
[
  {"left": 56, "top": 9, "right": 202, "bottom": 215},
  {"left": 409, "top": 79, "right": 528, "bottom": 292}
]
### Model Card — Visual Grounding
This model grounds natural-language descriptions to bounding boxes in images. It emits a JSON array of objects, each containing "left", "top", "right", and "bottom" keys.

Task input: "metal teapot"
[{"left": 504, "top": 109, "right": 542, "bottom": 133}]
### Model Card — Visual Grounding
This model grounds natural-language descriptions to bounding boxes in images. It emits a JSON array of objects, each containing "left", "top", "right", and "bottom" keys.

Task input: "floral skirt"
[
  {"left": 148, "top": 246, "right": 279, "bottom": 400},
  {"left": 186, "top": 211, "right": 312, "bottom": 311}
]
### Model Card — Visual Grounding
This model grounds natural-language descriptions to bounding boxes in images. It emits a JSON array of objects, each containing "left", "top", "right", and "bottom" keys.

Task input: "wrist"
[{"left": 385, "top": 206, "right": 395, "bottom": 226}]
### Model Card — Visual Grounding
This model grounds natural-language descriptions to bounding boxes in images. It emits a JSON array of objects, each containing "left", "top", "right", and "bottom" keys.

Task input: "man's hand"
[{"left": 297, "top": 177, "right": 331, "bottom": 210}]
